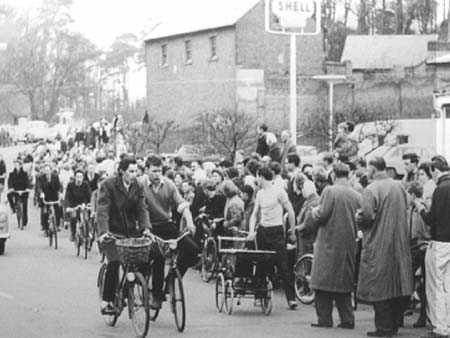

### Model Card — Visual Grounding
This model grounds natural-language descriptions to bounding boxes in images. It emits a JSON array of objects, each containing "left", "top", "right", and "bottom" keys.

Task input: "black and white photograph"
[{"left": 1, "top": 0, "right": 450, "bottom": 337}]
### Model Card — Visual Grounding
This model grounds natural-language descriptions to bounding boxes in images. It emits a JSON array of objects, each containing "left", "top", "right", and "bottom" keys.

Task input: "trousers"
[
  {"left": 425, "top": 241, "right": 450, "bottom": 336},
  {"left": 373, "top": 296, "right": 409, "bottom": 334},
  {"left": 257, "top": 225, "right": 295, "bottom": 302},
  {"left": 314, "top": 290, "right": 354, "bottom": 326}
]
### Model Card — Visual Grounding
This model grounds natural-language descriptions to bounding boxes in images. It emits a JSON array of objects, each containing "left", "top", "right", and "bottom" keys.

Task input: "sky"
[{"left": 4, "top": 0, "right": 450, "bottom": 100}]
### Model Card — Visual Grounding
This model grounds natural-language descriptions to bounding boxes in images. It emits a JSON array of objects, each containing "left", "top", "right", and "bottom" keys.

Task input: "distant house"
[
  {"left": 144, "top": 0, "right": 325, "bottom": 125},
  {"left": 341, "top": 34, "right": 438, "bottom": 73},
  {"left": 326, "top": 34, "right": 440, "bottom": 119}
]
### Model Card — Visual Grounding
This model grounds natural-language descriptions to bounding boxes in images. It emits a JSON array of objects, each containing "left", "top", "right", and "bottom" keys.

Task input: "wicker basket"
[{"left": 116, "top": 238, "right": 151, "bottom": 264}]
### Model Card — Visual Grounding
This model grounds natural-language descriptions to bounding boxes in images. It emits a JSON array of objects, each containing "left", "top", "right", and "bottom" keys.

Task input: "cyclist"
[
  {"left": 97, "top": 156, "right": 151, "bottom": 314},
  {"left": 84, "top": 162, "right": 99, "bottom": 192},
  {"left": 7, "top": 159, "right": 30, "bottom": 226},
  {"left": 143, "top": 155, "right": 198, "bottom": 310},
  {"left": 65, "top": 169, "right": 92, "bottom": 242},
  {"left": 37, "top": 162, "right": 63, "bottom": 235}
]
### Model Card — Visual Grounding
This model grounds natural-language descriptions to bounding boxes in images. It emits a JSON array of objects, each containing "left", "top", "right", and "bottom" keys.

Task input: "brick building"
[{"left": 144, "top": 0, "right": 325, "bottom": 131}]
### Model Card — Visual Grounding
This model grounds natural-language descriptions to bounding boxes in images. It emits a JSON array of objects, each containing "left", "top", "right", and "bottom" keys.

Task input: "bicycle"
[
  {"left": 196, "top": 214, "right": 223, "bottom": 283},
  {"left": 13, "top": 190, "right": 29, "bottom": 230},
  {"left": 43, "top": 200, "right": 60, "bottom": 250},
  {"left": 69, "top": 203, "right": 92, "bottom": 259},
  {"left": 97, "top": 234, "right": 150, "bottom": 338},
  {"left": 146, "top": 231, "right": 190, "bottom": 332}
]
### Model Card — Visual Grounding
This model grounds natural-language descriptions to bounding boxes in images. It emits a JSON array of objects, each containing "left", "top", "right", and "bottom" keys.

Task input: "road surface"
[{"left": 0, "top": 145, "right": 429, "bottom": 338}]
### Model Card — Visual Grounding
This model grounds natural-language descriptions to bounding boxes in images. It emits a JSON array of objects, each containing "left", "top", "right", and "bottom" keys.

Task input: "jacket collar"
[
  {"left": 373, "top": 172, "right": 389, "bottom": 180},
  {"left": 115, "top": 175, "right": 136, "bottom": 196},
  {"left": 438, "top": 173, "right": 450, "bottom": 185}
]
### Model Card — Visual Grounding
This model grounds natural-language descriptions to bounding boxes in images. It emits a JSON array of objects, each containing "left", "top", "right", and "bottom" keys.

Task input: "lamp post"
[{"left": 312, "top": 75, "right": 347, "bottom": 151}]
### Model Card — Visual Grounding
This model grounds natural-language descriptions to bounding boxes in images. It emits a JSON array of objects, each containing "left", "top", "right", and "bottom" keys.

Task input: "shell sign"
[{"left": 265, "top": 0, "right": 321, "bottom": 35}]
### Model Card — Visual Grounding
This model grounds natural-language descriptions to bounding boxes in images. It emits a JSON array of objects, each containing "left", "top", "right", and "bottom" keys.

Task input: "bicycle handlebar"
[
  {"left": 42, "top": 200, "right": 61, "bottom": 206},
  {"left": 70, "top": 203, "right": 91, "bottom": 211},
  {"left": 13, "top": 190, "right": 30, "bottom": 195}
]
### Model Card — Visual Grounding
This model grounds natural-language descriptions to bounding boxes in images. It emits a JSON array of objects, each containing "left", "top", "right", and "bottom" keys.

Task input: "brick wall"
[{"left": 145, "top": 27, "right": 237, "bottom": 123}]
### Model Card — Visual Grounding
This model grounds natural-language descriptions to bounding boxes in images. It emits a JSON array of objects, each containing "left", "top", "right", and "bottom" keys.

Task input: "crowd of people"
[{"left": 1, "top": 118, "right": 450, "bottom": 338}]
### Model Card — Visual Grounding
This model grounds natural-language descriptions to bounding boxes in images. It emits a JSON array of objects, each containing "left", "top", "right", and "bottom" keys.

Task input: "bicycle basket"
[{"left": 116, "top": 238, "right": 151, "bottom": 264}]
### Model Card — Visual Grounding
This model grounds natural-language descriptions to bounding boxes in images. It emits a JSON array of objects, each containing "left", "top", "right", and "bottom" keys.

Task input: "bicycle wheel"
[
  {"left": 224, "top": 280, "right": 234, "bottom": 315},
  {"left": 97, "top": 263, "right": 119, "bottom": 327},
  {"left": 294, "top": 254, "right": 314, "bottom": 304},
  {"left": 16, "top": 202, "right": 23, "bottom": 230},
  {"left": 75, "top": 222, "right": 81, "bottom": 257},
  {"left": 215, "top": 273, "right": 225, "bottom": 312},
  {"left": 261, "top": 280, "right": 273, "bottom": 316},
  {"left": 201, "top": 238, "right": 217, "bottom": 283},
  {"left": 169, "top": 269, "right": 186, "bottom": 332},
  {"left": 52, "top": 214, "right": 58, "bottom": 250},
  {"left": 128, "top": 272, "right": 150, "bottom": 338},
  {"left": 83, "top": 222, "right": 89, "bottom": 260}
]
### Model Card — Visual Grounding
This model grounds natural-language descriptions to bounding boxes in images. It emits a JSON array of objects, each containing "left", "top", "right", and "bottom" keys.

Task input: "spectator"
[
  {"left": 417, "top": 162, "right": 436, "bottom": 206},
  {"left": 286, "top": 154, "right": 304, "bottom": 216},
  {"left": 248, "top": 166, "right": 297, "bottom": 310},
  {"left": 240, "top": 184, "right": 254, "bottom": 232},
  {"left": 416, "top": 155, "right": 450, "bottom": 338},
  {"left": 266, "top": 132, "right": 282, "bottom": 163},
  {"left": 222, "top": 180, "right": 244, "bottom": 235},
  {"left": 303, "top": 163, "right": 361, "bottom": 330},
  {"left": 407, "top": 181, "right": 430, "bottom": 328},
  {"left": 295, "top": 176, "right": 318, "bottom": 258},
  {"left": 313, "top": 166, "right": 330, "bottom": 196},
  {"left": 191, "top": 160, "right": 207, "bottom": 186},
  {"left": 280, "top": 130, "right": 297, "bottom": 170},
  {"left": 255, "top": 123, "right": 269, "bottom": 157},
  {"left": 358, "top": 157, "right": 412, "bottom": 337},
  {"left": 269, "top": 161, "right": 287, "bottom": 191},
  {"left": 402, "top": 152, "right": 420, "bottom": 186}
]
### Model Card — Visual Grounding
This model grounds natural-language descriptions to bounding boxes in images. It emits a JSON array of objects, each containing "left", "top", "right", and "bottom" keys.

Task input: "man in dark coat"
[
  {"left": 358, "top": 157, "right": 413, "bottom": 337},
  {"left": 7, "top": 159, "right": 30, "bottom": 226},
  {"left": 255, "top": 123, "right": 269, "bottom": 157},
  {"left": 37, "top": 163, "right": 63, "bottom": 233},
  {"left": 84, "top": 162, "right": 99, "bottom": 192},
  {"left": 97, "top": 157, "right": 151, "bottom": 314},
  {"left": 65, "top": 169, "right": 92, "bottom": 241},
  {"left": 300, "top": 163, "right": 361, "bottom": 329},
  {"left": 415, "top": 155, "right": 450, "bottom": 338}
]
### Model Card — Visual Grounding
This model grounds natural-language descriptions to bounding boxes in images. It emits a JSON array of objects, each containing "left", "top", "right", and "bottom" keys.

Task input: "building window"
[
  {"left": 160, "top": 44, "right": 168, "bottom": 67},
  {"left": 209, "top": 36, "right": 217, "bottom": 61},
  {"left": 185, "top": 40, "right": 192, "bottom": 65}
]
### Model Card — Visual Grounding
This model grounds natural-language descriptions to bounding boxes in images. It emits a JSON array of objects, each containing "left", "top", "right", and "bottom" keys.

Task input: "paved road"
[{"left": 0, "top": 145, "right": 430, "bottom": 338}]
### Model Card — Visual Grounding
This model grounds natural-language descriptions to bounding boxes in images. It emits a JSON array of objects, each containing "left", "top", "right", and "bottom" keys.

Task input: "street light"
[{"left": 312, "top": 74, "right": 347, "bottom": 151}]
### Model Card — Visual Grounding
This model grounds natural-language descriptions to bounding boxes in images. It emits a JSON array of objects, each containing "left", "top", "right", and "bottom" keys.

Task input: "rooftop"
[
  {"left": 144, "top": 0, "right": 260, "bottom": 41},
  {"left": 341, "top": 34, "right": 438, "bottom": 70}
]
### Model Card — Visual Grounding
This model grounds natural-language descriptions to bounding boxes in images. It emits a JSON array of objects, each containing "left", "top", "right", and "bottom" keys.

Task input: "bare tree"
[{"left": 196, "top": 110, "right": 256, "bottom": 162}]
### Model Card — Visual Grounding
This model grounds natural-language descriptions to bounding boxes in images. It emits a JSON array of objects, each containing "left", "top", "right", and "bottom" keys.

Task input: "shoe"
[
  {"left": 100, "top": 302, "right": 115, "bottom": 315},
  {"left": 288, "top": 300, "right": 298, "bottom": 310},
  {"left": 311, "top": 323, "right": 332, "bottom": 328},
  {"left": 413, "top": 317, "right": 427, "bottom": 328},
  {"left": 149, "top": 294, "right": 163, "bottom": 309},
  {"left": 64, "top": 222, "right": 69, "bottom": 230},
  {"left": 367, "top": 330, "right": 394, "bottom": 337},
  {"left": 338, "top": 322, "right": 355, "bottom": 329},
  {"left": 69, "top": 234, "right": 75, "bottom": 242}
]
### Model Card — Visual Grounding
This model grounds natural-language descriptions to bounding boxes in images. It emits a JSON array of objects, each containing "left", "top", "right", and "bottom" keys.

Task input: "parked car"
[
  {"left": 366, "top": 144, "right": 432, "bottom": 178},
  {"left": 175, "top": 145, "right": 222, "bottom": 164},
  {"left": 24, "top": 120, "right": 51, "bottom": 142},
  {"left": 0, "top": 200, "right": 10, "bottom": 255}
]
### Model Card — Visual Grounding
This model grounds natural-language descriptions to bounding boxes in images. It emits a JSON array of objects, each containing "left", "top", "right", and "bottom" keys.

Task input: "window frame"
[
  {"left": 160, "top": 44, "right": 168, "bottom": 68},
  {"left": 209, "top": 36, "right": 218, "bottom": 61},
  {"left": 184, "top": 39, "right": 193, "bottom": 65}
]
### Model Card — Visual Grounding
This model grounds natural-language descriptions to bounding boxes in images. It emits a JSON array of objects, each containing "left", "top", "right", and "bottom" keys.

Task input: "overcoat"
[
  {"left": 309, "top": 181, "right": 361, "bottom": 293},
  {"left": 357, "top": 172, "right": 413, "bottom": 302},
  {"left": 97, "top": 175, "right": 150, "bottom": 237}
]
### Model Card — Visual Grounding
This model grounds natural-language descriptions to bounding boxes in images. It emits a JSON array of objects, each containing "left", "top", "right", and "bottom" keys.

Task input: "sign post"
[{"left": 265, "top": 0, "right": 321, "bottom": 145}]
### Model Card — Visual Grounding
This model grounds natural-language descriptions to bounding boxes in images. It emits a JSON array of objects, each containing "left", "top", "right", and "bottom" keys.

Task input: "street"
[{"left": 0, "top": 202, "right": 428, "bottom": 338}]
